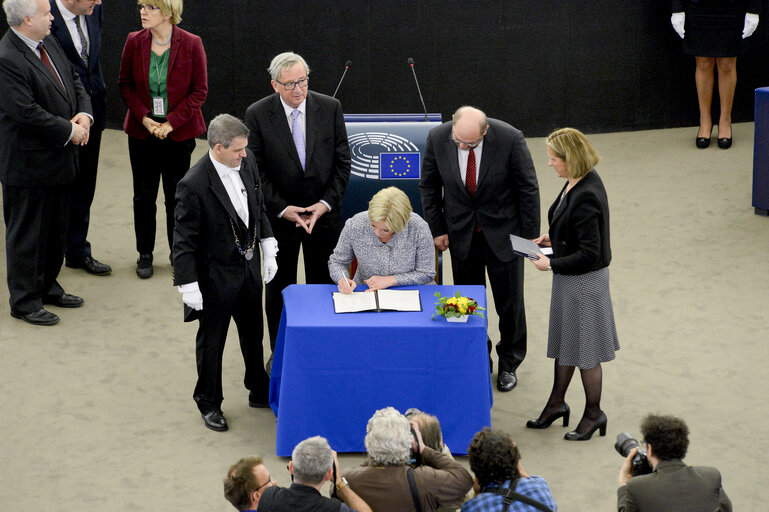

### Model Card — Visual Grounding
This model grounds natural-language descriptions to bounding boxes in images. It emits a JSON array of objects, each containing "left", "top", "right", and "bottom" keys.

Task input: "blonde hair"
[
  {"left": 367, "top": 187, "right": 412, "bottom": 234},
  {"left": 546, "top": 127, "right": 600, "bottom": 179},
  {"left": 139, "top": 0, "right": 182, "bottom": 25}
]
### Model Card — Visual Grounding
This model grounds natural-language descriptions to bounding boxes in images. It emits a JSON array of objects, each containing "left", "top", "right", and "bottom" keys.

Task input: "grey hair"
[
  {"left": 207, "top": 114, "right": 249, "bottom": 149},
  {"left": 268, "top": 51, "right": 310, "bottom": 81},
  {"left": 292, "top": 436, "right": 333, "bottom": 485},
  {"left": 4, "top": 0, "right": 37, "bottom": 27},
  {"left": 364, "top": 407, "right": 412, "bottom": 466}
]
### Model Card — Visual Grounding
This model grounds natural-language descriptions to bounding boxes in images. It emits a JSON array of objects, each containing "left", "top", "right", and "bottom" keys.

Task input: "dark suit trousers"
[
  {"left": 194, "top": 265, "right": 269, "bottom": 413},
  {"left": 2, "top": 184, "right": 69, "bottom": 314},
  {"left": 451, "top": 230, "right": 527, "bottom": 373},
  {"left": 128, "top": 135, "right": 195, "bottom": 256},
  {"left": 66, "top": 128, "right": 102, "bottom": 262},
  {"left": 265, "top": 221, "right": 338, "bottom": 348}
]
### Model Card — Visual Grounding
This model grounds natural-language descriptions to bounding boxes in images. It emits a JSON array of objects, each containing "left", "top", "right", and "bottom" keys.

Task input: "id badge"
[{"left": 152, "top": 97, "right": 165, "bottom": 117}]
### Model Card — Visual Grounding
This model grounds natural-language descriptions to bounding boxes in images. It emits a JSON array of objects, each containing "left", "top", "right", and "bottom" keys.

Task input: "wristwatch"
[{"left": 336, "top": 477, "right": 349, "bottom": 492}]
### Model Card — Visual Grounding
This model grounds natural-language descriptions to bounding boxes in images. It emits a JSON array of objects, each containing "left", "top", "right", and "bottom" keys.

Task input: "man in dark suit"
[
  {"left": 420, "top": 106, "right": 540, "bottom": 391},
  {"left": 618, "top": 414, "right": 732, "bottom": 511},
  {"left": 0, "top": 0, "right": 92, "bottom": 326},
  {"left": 244, "top": 51, "right": 351, "bottom": 355},
  {"left": 173, "top": 114, "right": 277, "bottom": 432},
  {"left": 49, "top": 0, "right": 110, "bottom": 275}
]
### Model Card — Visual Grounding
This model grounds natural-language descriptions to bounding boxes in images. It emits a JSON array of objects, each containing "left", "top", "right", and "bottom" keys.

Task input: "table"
[{"left": 269, "top": 284, "right": 492, "bottom": 456}]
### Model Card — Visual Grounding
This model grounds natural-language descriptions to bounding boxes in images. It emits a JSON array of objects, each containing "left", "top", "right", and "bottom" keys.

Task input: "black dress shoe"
[
  {"left": 497, "top": 371, "right": 517, "bottom": 392},
  {"left": 248, "top": 392, "right": 269, "bottom": 408},
  {"left": 201, "top": 410, "right": 228, "bottom": 431},
  {"left": 526, "top": 402, "right": 570, "bottom": 429},
  {"left": 136, "top": 253, "right": 153, "bottom": 279},
  {"left": 695, "top": 137, "right": 710, "bottom": 149},
  {"left": 11, "top": 308, "right": 60, "bottom": 326},
  {"left": 66, "top": 256, "right": 112, "bottom": 276},
  {"left": 564, "top": 411, "right": 607, "bottom": 441},
  {"left": 717, "top": 136, "right": 733, "bottom": 149},
  {"left": 44, "top": 293, "right": 84, "bottom": 308}
]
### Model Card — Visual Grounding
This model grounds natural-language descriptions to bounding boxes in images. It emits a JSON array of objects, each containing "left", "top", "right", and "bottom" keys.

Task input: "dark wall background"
[{"left": 7, "top": 1, "right": 769, "bottom": 137}]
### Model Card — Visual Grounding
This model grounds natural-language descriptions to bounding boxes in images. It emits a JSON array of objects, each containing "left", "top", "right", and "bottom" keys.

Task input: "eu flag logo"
[{"left": 379, "top": 152, "right": 420, "bottom": 180}]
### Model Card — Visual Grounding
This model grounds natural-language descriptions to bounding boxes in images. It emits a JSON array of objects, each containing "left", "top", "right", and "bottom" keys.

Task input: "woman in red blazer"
[{"left": 118, "top": 0, "right": 207, "bottom": 278}]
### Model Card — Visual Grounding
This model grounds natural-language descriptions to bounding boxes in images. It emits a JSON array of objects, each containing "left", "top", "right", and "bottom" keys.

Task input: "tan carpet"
[{"left": 0, "top": 123, "right": 766, "bottom": 510}]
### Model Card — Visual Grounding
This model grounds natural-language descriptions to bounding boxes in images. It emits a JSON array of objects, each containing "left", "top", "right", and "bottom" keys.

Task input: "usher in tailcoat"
[{"left": 172, "top": 150, "right": 274, "bottom": 410}]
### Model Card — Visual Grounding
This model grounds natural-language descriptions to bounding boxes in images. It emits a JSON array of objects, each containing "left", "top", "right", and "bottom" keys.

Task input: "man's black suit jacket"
[
  {"left": 172, "top": 150, "right": 274, "bottom": 321},
  {"left": 49, "top": 1, "right": 106, "bottom": 130},
  {"left": 244, "top": 90, "right": 351, "bottom": 237},
  {"left": 420, "top": 118, "right": 540, "bottom": 262},
  {"left": 0, "top": 30, "right": 91, "bottom": 187}
]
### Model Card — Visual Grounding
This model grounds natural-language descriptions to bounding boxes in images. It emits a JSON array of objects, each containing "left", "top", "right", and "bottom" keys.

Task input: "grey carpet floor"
[{"left": 0, "top": 123, "right": 766, "bottom": 510}]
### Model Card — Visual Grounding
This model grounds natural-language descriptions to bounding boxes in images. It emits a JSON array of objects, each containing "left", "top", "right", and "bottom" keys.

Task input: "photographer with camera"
[
  {"left": 343, "top": 407, "right": 473, "bottom": 511},
  {"left": 617, "top": 414, "right": 732, "bottom": 512}
]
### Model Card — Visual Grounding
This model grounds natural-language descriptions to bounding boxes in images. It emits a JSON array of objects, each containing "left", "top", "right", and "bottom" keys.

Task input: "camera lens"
[{"left": 615, "top": 432, "right": 640, "bottom": 457}]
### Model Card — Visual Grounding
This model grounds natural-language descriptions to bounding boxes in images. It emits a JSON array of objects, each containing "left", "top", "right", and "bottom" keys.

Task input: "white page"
[
  {"left": 376, "top": 289, "right": 422, "bottom": 312},
  {"left": 332, "top": 291, "right": 377, "bottom": 313}
]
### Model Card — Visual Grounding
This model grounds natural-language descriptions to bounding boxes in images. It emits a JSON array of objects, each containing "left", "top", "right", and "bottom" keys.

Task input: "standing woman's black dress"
[{"left": 672, "top": 0, "right": 761, "bottom": 57}]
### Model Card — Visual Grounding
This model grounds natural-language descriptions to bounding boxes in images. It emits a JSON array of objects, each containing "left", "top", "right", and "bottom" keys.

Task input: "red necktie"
[
  {"left": 37, "top": 43, "right": 65, "bottom": 91},
  {"left": 465, "top": 148, "right": 476, "bottom": 196},
  {"left": 466, "top": 149, "right": 481, "bottom": 231}
]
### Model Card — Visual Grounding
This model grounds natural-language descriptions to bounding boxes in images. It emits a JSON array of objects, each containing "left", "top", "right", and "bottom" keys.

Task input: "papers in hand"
[
  {"left": 332, "top": 289, "right": 422, "bottom": 313},
  {"left": 509, "top": 234, "right": 553, "bottom": 260}
]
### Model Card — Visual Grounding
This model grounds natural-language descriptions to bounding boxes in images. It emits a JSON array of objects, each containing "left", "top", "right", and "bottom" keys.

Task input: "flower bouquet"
[{"left": 432, "top": 291, "right": 485, "bottom": 322}]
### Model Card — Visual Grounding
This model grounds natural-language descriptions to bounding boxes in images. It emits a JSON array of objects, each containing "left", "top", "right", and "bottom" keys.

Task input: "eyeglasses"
[
  {"left": 451, "top": 133, "right": 484, "bottom": 149},
  {"left": 137, "top": 4, "right": 160, "bottom": 12},
  {"left": 255, "top": 476, "right": 276, "bottom": 492},
  {"left": 274, "top": 77, "right": 309, "bottom": 91}
]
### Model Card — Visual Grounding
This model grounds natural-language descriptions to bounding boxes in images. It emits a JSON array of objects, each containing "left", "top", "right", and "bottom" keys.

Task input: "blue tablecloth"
[{"left": 269, "top": 284, "right": 492, "bottom": 456}]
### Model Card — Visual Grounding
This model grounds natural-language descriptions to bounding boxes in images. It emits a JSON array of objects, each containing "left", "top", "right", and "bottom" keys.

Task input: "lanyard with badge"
[{"left": 152, "top": 51, "right": 169, "bottom": 117}]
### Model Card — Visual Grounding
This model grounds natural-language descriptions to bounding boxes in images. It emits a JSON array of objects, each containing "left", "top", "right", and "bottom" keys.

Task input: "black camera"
[{"left": 615, "top": 432, "right": 653, "bottom": 476}]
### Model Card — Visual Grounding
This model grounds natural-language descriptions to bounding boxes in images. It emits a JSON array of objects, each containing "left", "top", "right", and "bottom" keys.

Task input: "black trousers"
[
  {"left": 265, "top": 221, "right": 338, "bottom": 348},
  {"left": 2, "top": 183, "right": 70, "bottom": 314},
  {"left": 194, "top": 266, "right": 269, "bottom": 413},
  {"left": 127, "top": 135, "right": 194, "bottom": 255},
  {"left": 66, "top": 128, "right": 102, "bottom": 263},
  {"left": 451, "top": 230, "right": 527, "bottom": 373}
]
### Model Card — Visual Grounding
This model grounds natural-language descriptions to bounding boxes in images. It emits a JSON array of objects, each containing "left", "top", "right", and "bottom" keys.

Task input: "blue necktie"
[{"left": 291, "top": 109, "right": 306, "bottom": 170}]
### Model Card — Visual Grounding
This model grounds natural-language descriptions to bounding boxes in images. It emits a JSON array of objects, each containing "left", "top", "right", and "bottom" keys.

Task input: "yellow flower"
[{"left": 446, "top": 297, "right": 458, "bottom": 306}]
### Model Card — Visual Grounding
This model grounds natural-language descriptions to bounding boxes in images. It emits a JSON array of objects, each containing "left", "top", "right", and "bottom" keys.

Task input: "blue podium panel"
[
  {"left": 753, "top": 88, "right": 769, "bottom": 216},
  {"left": 269, "top": 284, "right": 492, "bottom": 456},
  {"left": 342, "top": 116, "right": 442, "bottom": 220}
]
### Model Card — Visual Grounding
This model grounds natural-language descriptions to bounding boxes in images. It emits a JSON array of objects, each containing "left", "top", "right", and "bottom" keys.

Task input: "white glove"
[
  {"left": 263, "top": 256, "right": 278, "bottom": 283},
  {"left": 260, "top": 238, "right": 278, "bottom": 283},
  {"left": 743, "top": 13, "right": 759, "bottom": 39},
  {"left": 671, "top": 12, "right": 685, "bottom": 39},
  {"left": 182, "top": 289, "right": 203, "bottom": 311}
]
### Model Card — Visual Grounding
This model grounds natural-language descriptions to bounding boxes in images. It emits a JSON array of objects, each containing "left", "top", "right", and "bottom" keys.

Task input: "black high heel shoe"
[
  {"left": 526, "top": 403, "right": 570, "bottom": 429},
  {"left": 717, "top": 124, "right": 732, "bottom": 149},
  {"left": 564, "top": 411, "right": 607, "bottom": 441},
  {"left": 695, "top": 124, "right": 712, "bottom": 149}
]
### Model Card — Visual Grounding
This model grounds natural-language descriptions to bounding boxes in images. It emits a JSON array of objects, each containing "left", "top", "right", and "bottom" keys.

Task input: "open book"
[{"left": 332, "top": 289, "right": 422, "bottom": 313}]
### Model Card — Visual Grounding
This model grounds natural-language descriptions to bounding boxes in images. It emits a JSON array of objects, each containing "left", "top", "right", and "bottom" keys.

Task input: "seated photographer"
[
  {"left": 342, "top": 407, "right": 473, "bottom": 511},
  {"left": 256, "top": 436, "right": 372, "bottom": 512},
  {"left": 223, "top": 456, "right": 275, "bottom": 511},
  {"left": 463, "top": 428, "right": 557, "bottom": 512},
  {"left": 617, "top": 414, "right": 732, "bottom": 512},
  {"left": 328, "top": 187, "right": 435, "bottom": 294}
]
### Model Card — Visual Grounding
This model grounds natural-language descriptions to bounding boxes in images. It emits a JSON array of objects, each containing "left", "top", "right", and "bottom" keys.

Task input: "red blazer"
[{"left": 117, "top": 26, "right": 207, "bottom": 141}]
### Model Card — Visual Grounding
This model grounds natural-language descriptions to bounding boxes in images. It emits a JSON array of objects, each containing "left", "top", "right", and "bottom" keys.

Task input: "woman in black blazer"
[{"left": 525, "top": 128, "right": 619, "bottom": 441}]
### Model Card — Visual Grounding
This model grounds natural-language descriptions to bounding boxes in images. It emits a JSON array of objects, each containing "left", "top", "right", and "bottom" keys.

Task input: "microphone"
[
  {"left": 407, "top": 57, "right": 428, "bottom": 122},
  {"left": 332, "top": 60, "right": 352, "bottom": 99}
]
